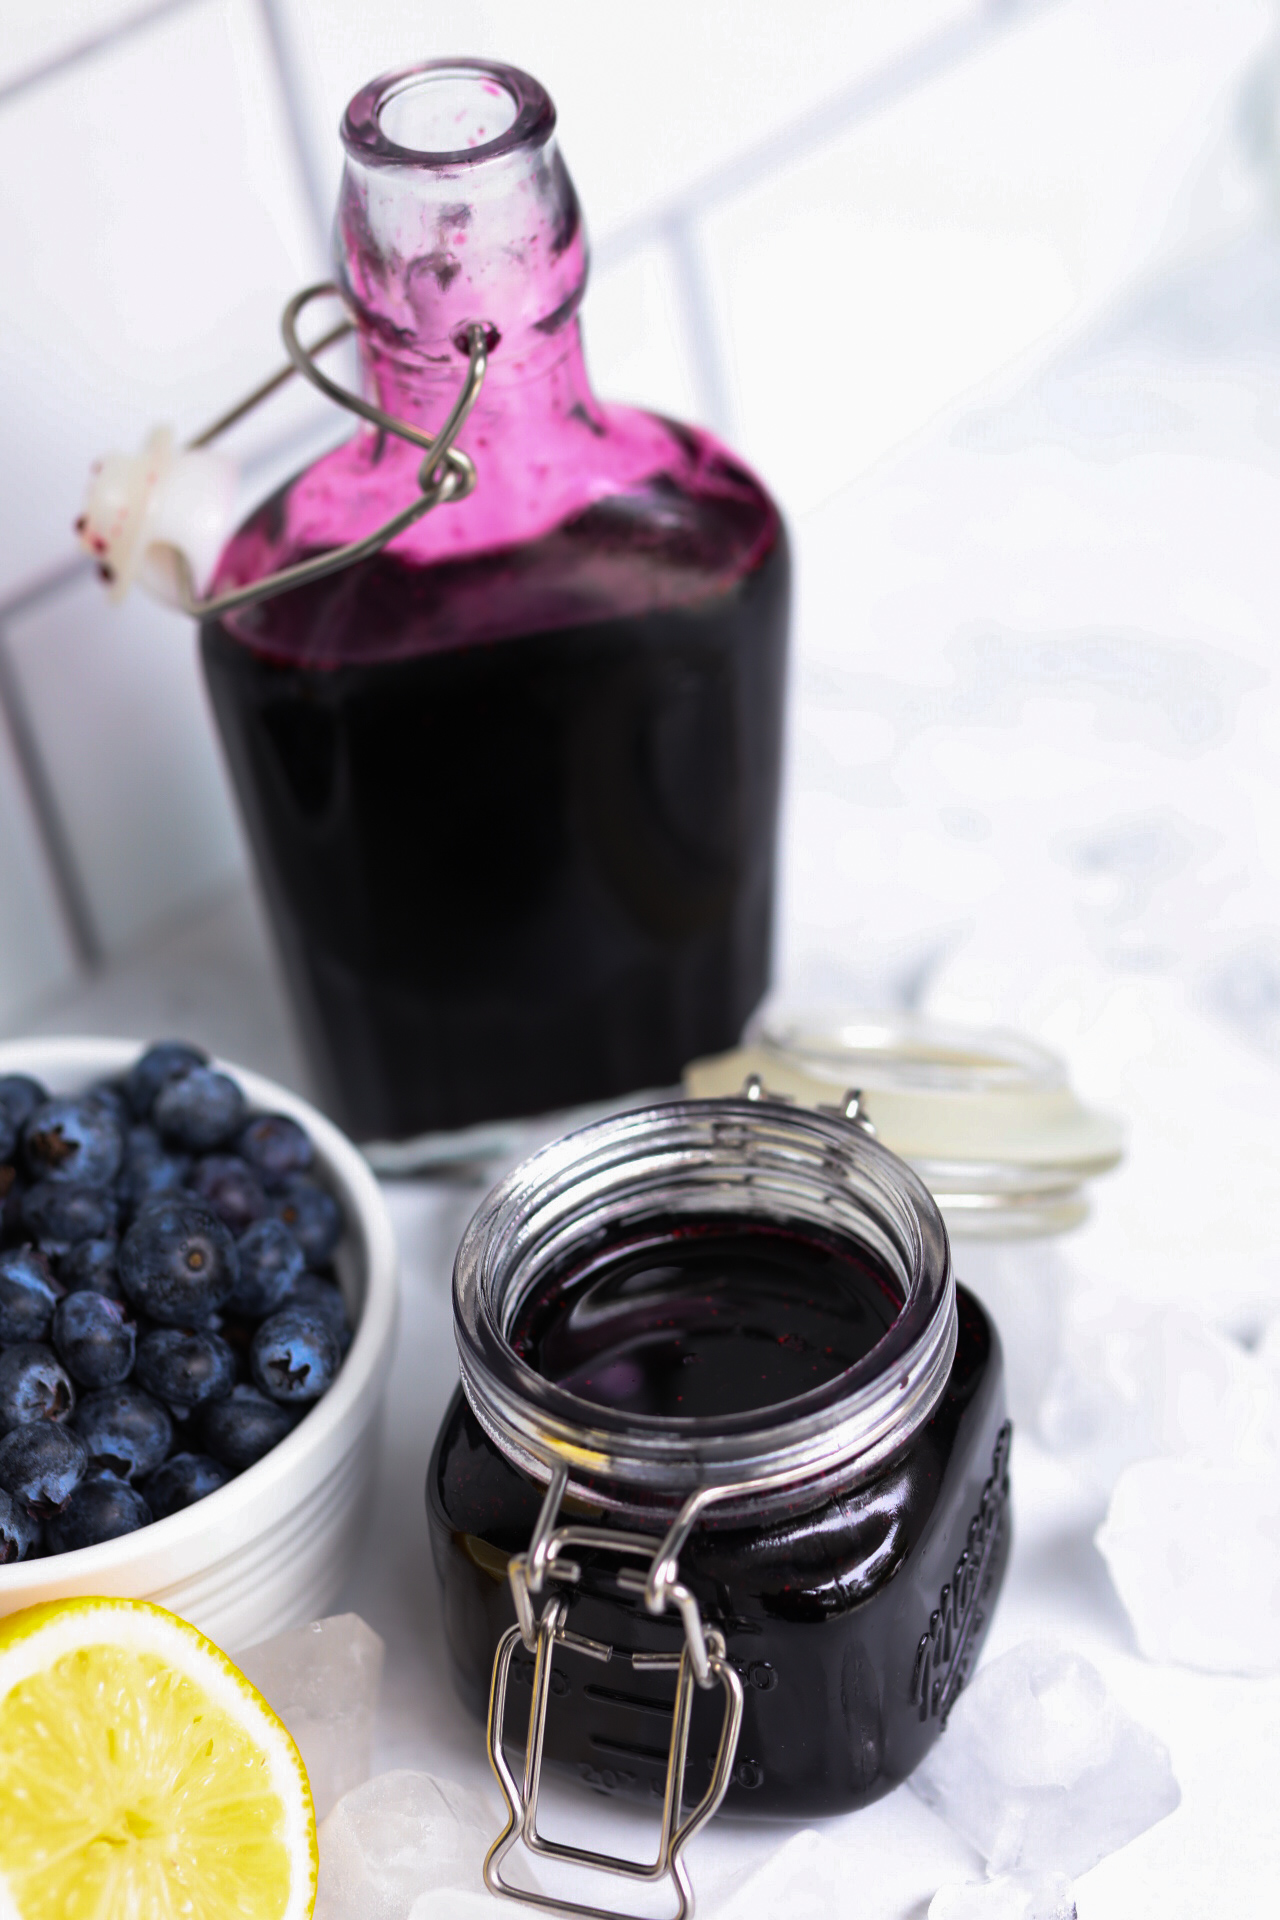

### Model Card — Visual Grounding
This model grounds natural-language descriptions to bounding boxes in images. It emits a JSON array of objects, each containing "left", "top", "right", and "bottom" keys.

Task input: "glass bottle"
[{"left": 201, "top": 60, "right": 790, "bottom": 1143}]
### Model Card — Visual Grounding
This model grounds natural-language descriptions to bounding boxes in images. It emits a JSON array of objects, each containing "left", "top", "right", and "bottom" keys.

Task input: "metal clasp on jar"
[{"left": 485, "top": 1461, "right": 745, "bottom": 1920}]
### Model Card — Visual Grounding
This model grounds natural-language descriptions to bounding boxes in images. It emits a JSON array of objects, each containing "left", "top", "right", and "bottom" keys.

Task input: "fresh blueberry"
[
  {"left": 280, "top": 1272, "right": 353, "bottom": 1353},
  {"left": 0, "top": 1344, "right": 75, "bottom": 1431},
  {"left": 58, "top": 1236, "right": 123, "bottom": 1297},
  {"left": 250, "top": 1307, "right": 339, "bottom": 1406},
  {"left": 52, "top": 1292, "right": 136, "bottom": 1389},
  {"left": 73, "top": 1386, "right": 172, "bottom": 1479},
  {"left": 0, "top": 1074, "right": 47, "bottom": 1136},
  {"left": 198, "top": 1384, "right": 296, "bottom": 1471},
  {"left": 187, "top": 1153, "right": 268, "bottom": 1234},
  {"left": 118, "top": 1198, "right": 238, "bottom": 1326},
  {"left": 21, "top": 1181, "right": 118, "bottom": 1257},
  {"left": 141, "top": 1451, "right": 231, "bottom": 1519},
  {"left": 271, "top": 1176, "right": 341, "bottom": 1264},
  {"left": 44, "top": 1475, "right": 151, "bottom": 1550},
  {"left": 0, "top": 1247, "right": 62, "bottom": 1343},
  {"left": 230, "top": 1218, "right": 305, "bottom": 1317},
  {"left": 0, "top": 1110, "right": 14, "bottom": 1168},
  {"left": 117, "top": 1124, "right": 191, "bottom": 1218},
  {"left": 0, "top": 1163, "right": 22, "bottom": 1240},
  {"left": 0, "top": 1421, "right": 86, "bottom": 1516},
  {"left": 23, "top": 1095, "right": 123, "bottom": 1187},
  {"left": 124, "top": 1041, "right": 208, "bottom": 1121},
  {"left": 86, "top": 1080, "right": 130, "bottom": 1127},
  {"left": 0, "top": 1486, "right": 41, "bottom": 1560},
  {"left": 135, "top": 1327, "right": 236, "bottom": 1414},
  {"left": 153, "top": 1068, "right": 245, "bottom": 1153},
  {"left": 237, "top": 1113, "right": 314, "bottom": 1184}
]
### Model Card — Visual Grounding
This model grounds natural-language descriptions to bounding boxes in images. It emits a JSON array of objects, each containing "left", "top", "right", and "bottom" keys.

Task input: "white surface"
[
  {"left": 6, "top": 890, "right": 1280, "bottom": 1913},
  {"left": 0, "top": 1037, "right": 399, "bottom": 1648},
  {"left": 313, "top": 1175, "right": 1280, "bottom": 1919}
]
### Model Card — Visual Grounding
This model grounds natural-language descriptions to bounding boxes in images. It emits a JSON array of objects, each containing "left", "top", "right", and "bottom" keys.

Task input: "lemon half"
[{"left": 0, "top": 1597, "right": 317, "bottom": 1920}]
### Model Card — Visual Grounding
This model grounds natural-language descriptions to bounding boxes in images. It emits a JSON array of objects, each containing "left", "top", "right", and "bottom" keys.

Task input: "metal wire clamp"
[
  {"left": 171, "top": 281, "right": 488, "bottom": 620},
  {"left": 485, "top": 1462, "right": 745, "bottom": 1920}
]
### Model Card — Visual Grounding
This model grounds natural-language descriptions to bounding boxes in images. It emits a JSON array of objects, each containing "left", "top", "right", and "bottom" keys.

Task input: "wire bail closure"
[
  {"left": 486, "top": 1462, "right": 745, "bottom": 1920},
  {"left": 170, "top": 281, "right": 489, "bottom": 620}
]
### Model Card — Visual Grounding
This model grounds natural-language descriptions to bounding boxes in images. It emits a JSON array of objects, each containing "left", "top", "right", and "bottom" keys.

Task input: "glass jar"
[
  {"left": 200, "top": 58, "right": 789, "bottom": 1147},
  {"left": 427, "top": 1097, "right": 1009, "bottom": 1904}
]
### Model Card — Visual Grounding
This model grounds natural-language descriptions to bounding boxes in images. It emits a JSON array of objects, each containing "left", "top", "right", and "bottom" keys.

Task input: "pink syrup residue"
[
  {"left": 212, "top": 63, "right": 778, "bottom": 649},
  {"left": 265, "top": 351, "right": 687, "bottom": 572}
]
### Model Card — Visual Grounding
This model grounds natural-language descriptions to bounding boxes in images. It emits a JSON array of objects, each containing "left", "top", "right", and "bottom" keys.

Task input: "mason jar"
[{"left": 427, "top": 1094, "right": 1009, "bottom": 1904}]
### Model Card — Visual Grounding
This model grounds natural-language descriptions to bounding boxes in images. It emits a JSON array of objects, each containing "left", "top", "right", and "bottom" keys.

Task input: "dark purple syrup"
[
  {"left": 428, "top": 1283, "right": 1009, "bottom": 1818},
  {"left": 509, "top": 1217, "right": 901, "bottom": 1419},
  {"left": 201, "top": 455, "right": 788, "bottom": 1142}
]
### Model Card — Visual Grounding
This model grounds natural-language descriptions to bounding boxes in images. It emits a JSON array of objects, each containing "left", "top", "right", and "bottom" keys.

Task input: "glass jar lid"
[
  {"left": 453, "top": 1097, "right": 956, "bottom": 1519},
  {"left": 683, "top": 1014, "right": 1124, "bottom": 1240}
]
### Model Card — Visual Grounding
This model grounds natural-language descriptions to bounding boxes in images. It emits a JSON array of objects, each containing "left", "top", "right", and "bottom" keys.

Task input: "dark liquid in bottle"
[
  {"left": 510, "top": 1216, "right": 901, "bottom": 1419},
  {"left": 202, "top": 456, "right": 788, "bottom": 1141}
]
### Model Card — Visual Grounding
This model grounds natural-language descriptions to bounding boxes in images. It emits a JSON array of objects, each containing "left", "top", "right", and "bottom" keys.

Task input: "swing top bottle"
[{"left": 200, "top": 58, "right": 790, "bottom": 1143}]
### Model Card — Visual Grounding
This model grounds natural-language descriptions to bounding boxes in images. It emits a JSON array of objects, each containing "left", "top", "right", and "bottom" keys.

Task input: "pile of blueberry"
[{"left": 0, "top": 1042, "right": 351, "bottom": 1561}]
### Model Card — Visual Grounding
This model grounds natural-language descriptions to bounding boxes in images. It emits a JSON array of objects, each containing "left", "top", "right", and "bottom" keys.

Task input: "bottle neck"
[
  {"left": 335, "top": 64, "right": 592, "bottom": 440},
  {"left": 356, "top": 314, "right": 603, "bottom": 445}
]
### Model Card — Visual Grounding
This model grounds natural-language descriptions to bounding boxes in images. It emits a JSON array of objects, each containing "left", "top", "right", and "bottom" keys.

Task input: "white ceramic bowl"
[{"left": 0, "top": 1036, "right": 398, "bottom": 1649}]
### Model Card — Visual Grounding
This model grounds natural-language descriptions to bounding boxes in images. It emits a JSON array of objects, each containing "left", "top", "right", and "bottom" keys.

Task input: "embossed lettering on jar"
[{"left": 428, "top": 1099, "right": 1011, "bottom": 1821}]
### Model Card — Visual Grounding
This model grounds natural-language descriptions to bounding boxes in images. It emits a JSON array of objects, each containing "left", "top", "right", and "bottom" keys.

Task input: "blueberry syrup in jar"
[
  {"left": 200, "top": 60, "right": 789, "bottom": 1143},
  {"left": 428, "top": 1100, "right": 1011, "bottom": 1823},
  {"left": 507, "top": 1217, "right": 900, "bottom": 1419}
]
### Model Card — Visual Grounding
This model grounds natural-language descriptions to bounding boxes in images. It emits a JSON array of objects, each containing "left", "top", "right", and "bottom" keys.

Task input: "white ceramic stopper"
[{"left": 77, "top": 427, "right": 238, "bottom": 607}]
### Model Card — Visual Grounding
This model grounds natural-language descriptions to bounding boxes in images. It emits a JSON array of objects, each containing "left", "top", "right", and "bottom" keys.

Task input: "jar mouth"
[
  {"left": 342, "top": 59, "right": 555, "bottom": 171},
  {"left": 453, "top": 1098, "right": 956, "bottom": 1510}
]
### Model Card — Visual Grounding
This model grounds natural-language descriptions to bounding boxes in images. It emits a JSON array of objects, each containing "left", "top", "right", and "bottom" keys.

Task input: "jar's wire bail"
[
  {"left": 76, "top": 282, "right": 489, "bottom": 620},
  {"left": 485, "top": 1463, "right": 747, "bottom": 1920}
]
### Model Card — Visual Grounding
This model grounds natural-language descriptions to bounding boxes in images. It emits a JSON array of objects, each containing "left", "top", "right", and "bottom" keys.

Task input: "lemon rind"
[{"left": 0, "top": 1597, "right": 317, "bottom": 1920}]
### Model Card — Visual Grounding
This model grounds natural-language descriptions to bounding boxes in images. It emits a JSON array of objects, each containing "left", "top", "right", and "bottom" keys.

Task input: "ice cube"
[
  {"left": 1038, "top": 1301, "right": 1280, "bottom": 1497},
  {"left": 236, "top": 1613, "right": 384, "bottom": 1820},
  {"left": 316, "top": 1770, "right": 497, "bottom": 1920},
  {"left": 910, "top": 1642, "right": 1179, "bottom": 1877},
  {"left": 1096, "top": 1452, "right": 1280, "bottom": 1673},
  {"left": 929, "top": 1873, "right": 1076, "bottom": 1920}
]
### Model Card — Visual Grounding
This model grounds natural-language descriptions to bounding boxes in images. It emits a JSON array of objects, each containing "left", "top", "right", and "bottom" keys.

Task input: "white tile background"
[{"left": 0, "top": 0, "right": 1275, "bottom": 1043}]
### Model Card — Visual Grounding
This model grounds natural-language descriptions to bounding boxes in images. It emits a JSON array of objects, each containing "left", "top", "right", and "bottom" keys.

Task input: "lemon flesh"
[{"left": 0, "top": 1599, "right": 316, "bottom": 1920}]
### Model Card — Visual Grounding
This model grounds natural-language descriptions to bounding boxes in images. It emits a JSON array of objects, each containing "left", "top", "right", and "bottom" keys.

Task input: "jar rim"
[
  {"left": 453, "top": 1097, "right": 957, "bottom": 1508},
  {"left": 342, "top": 59, "right": 556, "bottom": 172}
]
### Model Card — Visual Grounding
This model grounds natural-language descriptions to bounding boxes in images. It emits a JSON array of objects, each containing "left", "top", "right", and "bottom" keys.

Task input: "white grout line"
[
  {"left": 593, "top": 0, "right": 1061, "bottom": 269},
  {"left": 253, "top": 0, "right": 332, "bottom": 257},
  {"left": 660, "top": 211, "right": 738, "bottom": 440},
  {"left": 0, "top": 620, "right": 102, "bottom": 970},
  {"left": 0, "top": 0, "right": 207, "bottom": 112}
]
